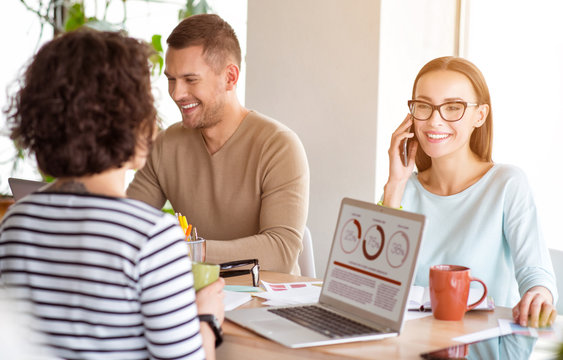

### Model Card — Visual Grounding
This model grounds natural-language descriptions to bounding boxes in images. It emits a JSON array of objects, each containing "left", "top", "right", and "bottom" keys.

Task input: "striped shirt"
[{"left": 0, "top": 192, "right": 205, "bottom": 360}]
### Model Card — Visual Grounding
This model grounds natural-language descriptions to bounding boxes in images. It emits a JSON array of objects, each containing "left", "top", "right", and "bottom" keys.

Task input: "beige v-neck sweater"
[{"left": 127, "top": 111, "right": 310, "bottom": 274}]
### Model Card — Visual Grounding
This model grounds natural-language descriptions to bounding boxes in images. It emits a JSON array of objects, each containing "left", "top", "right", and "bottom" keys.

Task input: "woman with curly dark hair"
[{"left": 1, "top": 28, "right": 224, "bottom": 359}]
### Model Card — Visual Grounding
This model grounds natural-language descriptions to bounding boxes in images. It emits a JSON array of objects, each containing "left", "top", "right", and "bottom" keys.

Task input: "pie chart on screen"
[
  {"left": 340, "top": 218, "right": 362, "bottom": 254},
  {"left": 362, "top": 224, "right": 384, "bottom": 261},
  {"left": 386, "top": 230, "right": 410, "bottom": 268}
]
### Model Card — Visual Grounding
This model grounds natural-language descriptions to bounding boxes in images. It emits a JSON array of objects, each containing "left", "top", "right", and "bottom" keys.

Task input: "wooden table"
[
  {"left": 0, "top": 197, "right": 14, "bottom": 220},
  {"left": 218, "top": 271, "right": 562, "bottom": 360}
]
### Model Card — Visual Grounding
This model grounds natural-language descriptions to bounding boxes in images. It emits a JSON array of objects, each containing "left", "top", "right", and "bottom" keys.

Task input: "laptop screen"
[
  {"left": 320, "top": 198, "right": 425, "bottom": 331},
  {"left": 8, "top": 178, "right": 48, "bottom": 202}
]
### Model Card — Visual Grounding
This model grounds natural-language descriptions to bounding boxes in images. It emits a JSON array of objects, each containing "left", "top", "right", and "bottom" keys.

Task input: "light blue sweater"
[{"left": 402, "top": 164, "right": 557, "bottom": 307}]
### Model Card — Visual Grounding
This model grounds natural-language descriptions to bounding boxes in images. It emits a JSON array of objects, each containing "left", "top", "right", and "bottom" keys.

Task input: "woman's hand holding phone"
[
  {"left": 389, "top": 114, "right": 417, "bottom": 174},
  {"left": 382, "top": 114, "right": 418, "bottom": 208},
  {"left": 402, "top": 135, "right": 409, "bottom": 167}
]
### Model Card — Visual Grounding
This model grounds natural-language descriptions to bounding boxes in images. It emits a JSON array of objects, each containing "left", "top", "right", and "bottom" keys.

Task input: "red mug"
[{"left": 429, "top": 265, "right": 487, "bottom": 321}]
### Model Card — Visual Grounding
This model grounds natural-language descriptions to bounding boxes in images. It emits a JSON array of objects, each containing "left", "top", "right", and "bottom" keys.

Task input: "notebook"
[
  {"left": 8, "top": 177, "right": 48, "bottom": 201},
  {"left": 226, "top": 197, "right": 426, "bottom": 348}
]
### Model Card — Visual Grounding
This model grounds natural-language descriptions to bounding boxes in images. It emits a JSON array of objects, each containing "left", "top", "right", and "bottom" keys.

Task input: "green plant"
[
  {"left": 5, "top": 0, "right": 211, "bottom": 191},
  {"left": 16, "top": 0, "right": 213, "bottom": 79},
  {"left": 179, "top": 0, "right": 212, "bottom": 19}
]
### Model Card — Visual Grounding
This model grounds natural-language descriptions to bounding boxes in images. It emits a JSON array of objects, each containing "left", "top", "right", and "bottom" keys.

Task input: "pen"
[
  {"left": 176, "top": 213, "right": 182, "bottom": 229},
  {"left": 186, "top": 224, "right": 192, "bottom": 240},
  {"left": 177, "top": 213, "right": 188, "bottom": 236}
]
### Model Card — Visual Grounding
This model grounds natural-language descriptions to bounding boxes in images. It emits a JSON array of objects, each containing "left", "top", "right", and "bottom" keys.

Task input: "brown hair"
[
  {"left": 167, "top": 14, "right": 241, "bottom": 72},
  {"left": 412, "top": 56, "right": 493, "bottom": 172},
  {"left": 5, "top": 28, "right": 157, "bottom": 178}
]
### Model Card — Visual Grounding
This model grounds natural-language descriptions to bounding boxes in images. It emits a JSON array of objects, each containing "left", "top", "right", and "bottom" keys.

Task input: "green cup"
[{"left": 192, "top": 261, "right": 220, "bottom": 291}]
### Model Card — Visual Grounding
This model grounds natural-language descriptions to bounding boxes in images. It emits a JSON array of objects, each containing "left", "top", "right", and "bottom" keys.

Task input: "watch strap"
[{"left": 198, "top": 314, "right": 223, "bottom": 347}]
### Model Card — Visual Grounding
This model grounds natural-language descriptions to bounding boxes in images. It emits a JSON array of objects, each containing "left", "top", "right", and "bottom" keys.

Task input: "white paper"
[
  {"left": 452, "top": 326, "right": 504, "bottom": 343},
  {"left": 498, "top": 318, "right": 543, "bottom": 338},
  {"left": 223, "top": 290, "right": 252, "bottom": 311},
  {"left": 440, "top": 318, "right": 556, "bottom": 344}
]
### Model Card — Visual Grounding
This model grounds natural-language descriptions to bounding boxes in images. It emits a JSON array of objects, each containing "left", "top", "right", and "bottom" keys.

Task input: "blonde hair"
[{"left": 412, "top": 56, "right": 493, "bottom": 171}]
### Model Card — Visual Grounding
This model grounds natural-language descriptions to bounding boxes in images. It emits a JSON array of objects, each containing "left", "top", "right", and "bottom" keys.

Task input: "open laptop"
[
  {"left": 226, "top": 197, "right": 426, "bottom": 348},
  {"left": 8, "top": 177, "right": 48, "bottom": 201}
]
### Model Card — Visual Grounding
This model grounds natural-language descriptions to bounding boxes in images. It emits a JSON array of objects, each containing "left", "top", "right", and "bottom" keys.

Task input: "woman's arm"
[
  {"left": 196, "top": 278, "right": 225, "bottom": 360},
  {"left": 139, "top": 219, "right": 207, "bottom": 359},
  {"left": 502, "top": 166, "right": 558, "bottom": 327}
]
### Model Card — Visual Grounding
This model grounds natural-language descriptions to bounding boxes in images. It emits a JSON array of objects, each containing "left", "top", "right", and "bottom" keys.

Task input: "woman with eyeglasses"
[{"left": 381, "top": 56, "right": 557, "bottom": 328}]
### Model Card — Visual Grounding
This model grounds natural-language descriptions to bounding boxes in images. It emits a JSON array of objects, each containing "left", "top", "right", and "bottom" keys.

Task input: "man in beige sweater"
[{"left": 127, "top": 14, "right": 309, "bottom": 274}]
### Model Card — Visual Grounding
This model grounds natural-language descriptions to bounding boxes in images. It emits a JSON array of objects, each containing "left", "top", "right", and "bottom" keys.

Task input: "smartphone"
[{"left": 402, "top": 125, "right": 414, "bottom": 167}]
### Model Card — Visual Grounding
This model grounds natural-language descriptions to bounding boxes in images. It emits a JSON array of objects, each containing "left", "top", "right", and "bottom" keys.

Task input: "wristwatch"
[{"left": 198, "top": 314, "right": 223, "bottom": 347}]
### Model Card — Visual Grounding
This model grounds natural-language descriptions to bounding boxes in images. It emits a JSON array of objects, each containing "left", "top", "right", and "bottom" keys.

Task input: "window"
[{"left": 461, "top": 1, "right": 563, "bottom": 250}]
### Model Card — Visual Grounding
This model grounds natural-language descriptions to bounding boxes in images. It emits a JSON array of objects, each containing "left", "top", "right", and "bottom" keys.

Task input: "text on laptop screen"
[{"left": 323, "top": 203, "right": 424, "bottom": 321}]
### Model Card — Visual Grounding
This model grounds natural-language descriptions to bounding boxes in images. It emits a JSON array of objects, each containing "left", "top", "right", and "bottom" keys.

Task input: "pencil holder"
[{"left": 187, "top": 237, "right": 206, "bottom": 263}]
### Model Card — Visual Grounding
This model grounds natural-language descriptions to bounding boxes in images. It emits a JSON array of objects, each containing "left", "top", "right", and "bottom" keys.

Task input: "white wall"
[
  {"left": 375, "top": 0, "right": 459, "bottom": 199},
  {"left": 246, "top": 0, "right": 382, "bottom": 276}
]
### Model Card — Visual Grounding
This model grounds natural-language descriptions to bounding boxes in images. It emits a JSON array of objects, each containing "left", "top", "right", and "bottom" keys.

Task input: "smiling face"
[
  {"left": 165, "top": 45, "right": 227, "bottom": 129},
  {"left": 413, "top": 70, "right": 488, "bottom": 163}
]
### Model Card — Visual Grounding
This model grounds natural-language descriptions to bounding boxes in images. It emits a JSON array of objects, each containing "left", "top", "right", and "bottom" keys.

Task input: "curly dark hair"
[{"left": 5, "top": 28, "right": 157, "bottom": 177}]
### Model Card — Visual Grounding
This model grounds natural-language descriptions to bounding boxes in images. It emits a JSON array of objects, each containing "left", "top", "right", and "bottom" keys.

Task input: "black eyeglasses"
[
  {"left": 219, "top": 259, "right": 260, "bottom": 287},
  {"left": 408, "top": 100, "right": 478, "bottom": 122}
]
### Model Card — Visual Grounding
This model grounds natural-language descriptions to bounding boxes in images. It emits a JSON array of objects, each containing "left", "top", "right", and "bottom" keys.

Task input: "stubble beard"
[{"left": 182, "top": 97, "right": 224, "bottom": 130}]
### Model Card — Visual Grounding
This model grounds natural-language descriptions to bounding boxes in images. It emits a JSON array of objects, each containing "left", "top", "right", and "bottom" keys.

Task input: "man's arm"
[
  {"left": 206, "top": 130, "right": 310, "bottom": 274},
  {"left": 127, "top": 132, "right": 167, "bottom": 210}
]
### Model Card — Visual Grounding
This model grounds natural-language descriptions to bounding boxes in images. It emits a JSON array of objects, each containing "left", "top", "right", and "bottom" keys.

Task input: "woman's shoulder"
[
  {"left": 118, "top": 198, "right": 184, "bottom": 242},
  {"left": 65, "top": 195, "right": 175, "bottom": 233},
  {"left": 482, "top": 163, "right": 535, "bottom": 201},
  {"left": 487, "top": 163, "right": 529, "bottom": 183}
]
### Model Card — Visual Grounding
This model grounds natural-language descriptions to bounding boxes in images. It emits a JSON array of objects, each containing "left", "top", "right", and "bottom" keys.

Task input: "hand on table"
[{"left": 512, "top": 286, "right": 557, "bottom": 328}]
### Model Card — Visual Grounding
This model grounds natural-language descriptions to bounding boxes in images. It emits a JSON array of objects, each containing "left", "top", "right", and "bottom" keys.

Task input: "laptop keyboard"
[{"left": 268, "top": 305, "right": 380, "bottom": 338}]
